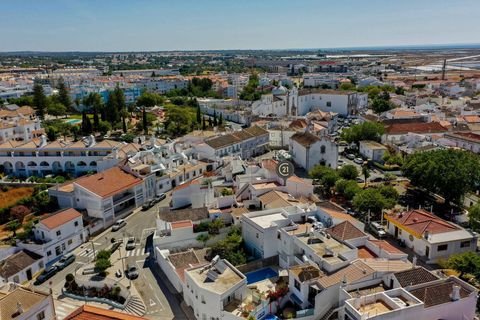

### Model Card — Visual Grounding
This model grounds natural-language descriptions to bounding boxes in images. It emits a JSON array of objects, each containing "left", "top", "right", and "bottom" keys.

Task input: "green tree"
[
  {"left": 218, "top": 113, "right": 223, "bottom": 126},
  {"left": 6, "top": 219, "right": 21, "bottom": 237},
  {"left": 468, "top": 204, "right": 480, "bottom": 231},
  {"left": 81, "top": 112, "right": 93, "bottom": 134},
  {"left": 32, "top": 83, "right": 47, "bottom": 119},
  {"left": 96, "top": 250, "right": 111, "bottom": 260},
  {"left": 208, "top": 219, "right": 225, "bottom": 235},
  {"left": 46, "top": 126, "right": 58, "bottom": 141},
  {"left": 340, "top": 83, "right": 356, "bottom": 91},
  {"left": 378, "top": 185, "right": 399, "bottom": 209},
  {"left": 47, "top": 102, "right": 67, "bottom": 118},
  {"left": 402, "top": 149, "right": 480, "bottom": 204},
  {"left": 371, "top": 97, "right": 393, "bottom": 114},
  {"left": 95, "top": 258, "right": 111, "bottom": 272},
  {"left": 447, "top": 252, "right": 480, "bottom": 277},
  {"left": 57, "top": 78, "right": 73, "bottom": 111},
  {"left": 136, "top": 91, "right": 164, "bottom": 108},
  {"left": 196, "top": 233, "right": 210, "bottom": 248},
  {"left": 338, "top": 164, "right": 358, "bottom": 180},
  {"left": 142, "top": 107, "right": 148, "bottom": 135},
  {"left": 341, "top": 121, "right": 385, "bottom": 144},
  {"left": 352, "top": 188, "right": 387, "bottom": 216},
  {"left": 196, "top": 105, "right": 202, "bottom": 124},
  {"left": 309, "top": 165, "right": 339, "bottom": 196},
  {"left": 83, "top": 93, "right": 103, "bottom": 130},
  {"left": 335, "top": 179, "right": 361, "bottom": 200},
  {"left": 71, "top": 125, "right": 80, "bottom": 141},
  {"left": 362, "top": 166, "right": 370, "bottom": 188},
  {"left": 213, "top": 110, "right": 218, "bottom": 126},
  {"left": 98, "top": 121, "right": 111, "bottom": 136}
]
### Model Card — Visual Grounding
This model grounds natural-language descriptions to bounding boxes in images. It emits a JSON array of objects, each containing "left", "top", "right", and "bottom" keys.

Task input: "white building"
[
  {"left": 0, "top": 283, "right": 56, "bottom": 320},
  {"left": 183, "top": 258, "right": 247, "bottom": 320},
  {"left": 289, "top": 131, "right": 338, "bottom": 170},
  {"left": 49, "top": 166, "right": 150, "bottom": 229},
  {"left": 0, "top": 249, "right": 44, "bottom": 285},
  {"left": 359, "top": 140, "right": 388, "bottom": 162},
  {"left": 17, "top": 208, "right": 85, "bottom": 265},
  {"left": 444, "top": 132, "right": 480, "bottom": 154},
  {"left": 296, "top": 89, "right": 368, "bottom": 116},
  {"left": 0, "top": 135, "right": 138, "bottom": 177},
  {"left": 0, "top": 106, "right": 43, "bottom": 143},
  {"left": 385, "top": 209, "right": 477, "bottom": 263}
]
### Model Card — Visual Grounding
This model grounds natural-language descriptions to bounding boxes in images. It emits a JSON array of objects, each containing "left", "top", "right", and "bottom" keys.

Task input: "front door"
[
  {"left": 425, "top": 246, "right": 430, "bottom": 258},
  {"left": 394, "top": 226, "right": 399, "bottom": 238},
  {"left": 26, "top": 268, "right": 32, "bottom": 280}
]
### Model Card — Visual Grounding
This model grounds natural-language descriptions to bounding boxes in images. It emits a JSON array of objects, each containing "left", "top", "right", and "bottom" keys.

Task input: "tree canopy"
[
  {"left": 309, "top": 165, "right": 339, "bottom": 196},
  {"left": 338, "top": 164, "right": 358, "bottom": 180},
  {"left": 341, "top": 121, "right": 385, "bottom": 144},
  {"left": 402, "top": 149, "right": 480, "bottom": 204}
]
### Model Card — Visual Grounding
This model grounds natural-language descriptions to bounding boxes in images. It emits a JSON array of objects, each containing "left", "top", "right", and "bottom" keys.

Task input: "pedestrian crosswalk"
[
  {"left": 77, "top": 247, "right": 150, "bottom": 259},
  {"left": 124, "top": 248, "right": 150, "bottom": 257},
  {"left": 54, "top": 299, "right": 80, "bottom": 319}
]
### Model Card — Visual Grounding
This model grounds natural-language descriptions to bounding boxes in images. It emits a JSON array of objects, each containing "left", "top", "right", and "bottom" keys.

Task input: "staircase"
[{"left": 124, "top": 295, "right": 146, "bottom": 316}]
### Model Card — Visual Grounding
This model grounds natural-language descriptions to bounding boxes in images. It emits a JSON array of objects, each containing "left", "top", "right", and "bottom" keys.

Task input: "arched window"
[{"left": 320, "top": 145, "right": 326, "bottom": 154}]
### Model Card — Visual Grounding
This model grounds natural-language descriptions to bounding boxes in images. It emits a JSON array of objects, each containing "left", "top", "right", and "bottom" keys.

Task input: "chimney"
[
  {"left": 451, "top": 285, "right": 461, "bottom": 301},
  {"left": 39, "top": 134, "right": 47, "bottom": 147},
  {"left": 412, "top": 256, "right": 417, "bottom": 268},
  {"left": 16, "top": 302, "right": 23, "bottom": 315}
]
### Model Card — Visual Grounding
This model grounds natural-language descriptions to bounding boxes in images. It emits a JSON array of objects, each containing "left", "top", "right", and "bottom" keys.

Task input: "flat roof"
[
  {"left": 186, "top": 260, "right": 245, "bottom": 295},
  {"left": 249, "top": 212, "right": 288, "bottom": 229}
]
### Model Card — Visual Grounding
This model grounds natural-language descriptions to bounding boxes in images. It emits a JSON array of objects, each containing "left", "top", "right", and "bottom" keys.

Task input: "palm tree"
[{"left": 362, "top": 165, "right": 370, "bottom": 188}]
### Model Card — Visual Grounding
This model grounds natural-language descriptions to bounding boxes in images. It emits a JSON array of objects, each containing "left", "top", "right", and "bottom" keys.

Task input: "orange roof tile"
[
  {"left": 65, "top": 305, "right": 147, "bottom": 320},
  {"left": 326, "top": 221, "right": 366, "bottom": 241},
  {"left": 368, "top": 240, "right": 405, "bottom": 254},
  {"left": 74, "top": 166, "right": 142, "bottom": 198},
  {"left": 386, "top": 122, "right": 447, "bottom": 135},
  {"left": 386, "top": 209, "right": 458, "bottom": 236},
  {"left": 40, "top": 208, "right": 82, "bottom": 230},
  {"left": 171, "top": 220, "right": 193, "bottom": 229}
]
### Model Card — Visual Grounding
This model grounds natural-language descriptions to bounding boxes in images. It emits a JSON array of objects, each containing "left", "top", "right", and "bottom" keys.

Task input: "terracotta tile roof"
[
  {"left": 394, "top": 267, "right": 438, "bottom": 288},
  {"left": 409, "top": 279, "right": 472, "bottom": 308},
  {"left": 317, "top": 260, "right": 375, "bottom": 288},
  {"left": 173, "top": 179, "right": 201, "bottom": 191},
  {"left": 0, "top": 286, "right": 50, "bottom": 320},
  {"left": 446, "top": 131, "right": 480, "bottom": 142},
  {"left": 243, "top": 125, "right": 268, "bottom": 137},
  {"left": 231, "top": 207, "right": 249, "bottom": 218},
  {"left": 65, "top": 305, "right": 147, "bottom": 319},
  {"left": 158, "top": 207, "right": 209, "bottom": 222},
  {"left": 317, "top": 201, "right": 358, "bottom": 224},
  {"left": 357, "top": 246, "right": 377, "bottom": 259},
  {"left": 39, "top": 208, "right": 82, "bottom": 230},
  {"left": 326, "top": 221, "right": 366, "bottom": 241},
  {"left": 367, "top": 240, "right": 404, "bottom": 254},
  {"left": 290, "top": 131, "right": 320, "bottom": 147},
  {"left": 261, "top": 158, "right": 278, "bottom": 172},
  {"left": 289, "top": 263, "right": 324, "bottom": 282},
  {"left": 385, "top": 209, "right": 458, "bottom": 237},
  {"left": 289, "top": 119, "right": 308, "bottom": 130},
  {"left": 0, "top": 250, "right": 43, "bottom": 278},
  {"left": 258, "top": 190, "right": 296, "bottom": 209},
  {"left": 204, "top": 126, "right": 268, "bottom": 149},
  {"left": 462, "top": 115, "right": 480, "bottom": 123},
  {"left": 385, "top": 122, "right": 448, "bottom": 135},
  {"left": 171, "top": 220, "right": 193, "bottom": 230},
  {"left": 74, "top": 166, "right": 142, "bottom": 198}
]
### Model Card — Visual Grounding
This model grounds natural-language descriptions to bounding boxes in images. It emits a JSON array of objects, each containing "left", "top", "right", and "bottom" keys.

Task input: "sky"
[{"left": 1, "top": 0, "right": 479, "bottom": 52}]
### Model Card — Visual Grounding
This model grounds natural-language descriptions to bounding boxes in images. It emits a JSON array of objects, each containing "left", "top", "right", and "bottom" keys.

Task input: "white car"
[
  {"left": 126, "top": 237, "right": 136, "bottom": 250},
  {"left": 354, "top": 158, "right": 364, "bottom": 165}
]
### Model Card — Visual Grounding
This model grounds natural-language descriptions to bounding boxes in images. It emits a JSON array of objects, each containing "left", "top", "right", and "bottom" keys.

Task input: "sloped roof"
[
  {"left": 326, "top": 221, "right": 366, "bottom": 241},
  {"left": 74, "top": 166, "right": 142, "bottom": 198},
  {"left": 0, "top": 250, "right": 42, "bottom": 279},
  {"left": 158, "top": 207, "right": 209, "bottom": 222},
  {"left": 385, "top": 209, "right": 458, "bottom": 237},
  {"left": 409, "top": 279, "right": 473, "bottom": 308},
  {"left": 317, "top": 260, "right": 375, "bottom": 288},
  {"left": 65, "top": 305, "right": 147, "bottom": 320},
  {"left": 0, "top": 286, "right": 50, "bottom": 320},
  {"left": 394, "top": 267, "right": 439, "bottom": 287},
  {"left": 385, "top": 122, "right": 448, "bottom": 135},
  {"left": 290, "top": 131, "right": 320, "bottom": 147},
  {"left": 39, "top": 208, "right": 82, "bottom": 230}
]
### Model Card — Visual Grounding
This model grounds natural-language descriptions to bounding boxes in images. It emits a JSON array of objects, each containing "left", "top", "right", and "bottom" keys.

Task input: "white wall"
[{"left": 155, "top": 248, "right": 184, "bottom": 293}]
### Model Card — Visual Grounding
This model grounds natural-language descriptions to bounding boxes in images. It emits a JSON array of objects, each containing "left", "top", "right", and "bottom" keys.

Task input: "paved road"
[{"left": 33, "top": 193, "right": 187, "bottom": 320}]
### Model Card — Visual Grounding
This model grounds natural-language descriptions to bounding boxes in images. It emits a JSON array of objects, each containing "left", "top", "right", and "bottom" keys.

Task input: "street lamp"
[{"left": 89, "top": 240, "right": 96, "bottom": 261}]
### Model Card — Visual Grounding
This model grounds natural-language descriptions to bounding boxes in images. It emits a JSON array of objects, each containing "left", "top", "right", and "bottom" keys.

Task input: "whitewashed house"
[{"left": 289, "top": 131, "right": 338, "bottom": 170}]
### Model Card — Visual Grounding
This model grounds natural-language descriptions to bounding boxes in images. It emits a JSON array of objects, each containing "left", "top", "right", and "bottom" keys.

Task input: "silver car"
[
  {"left": 126, "top": 237, "right": 136, "bottom": 250},
  {"left": 126, "top": 264, "right": 139, "bottom": 279}
]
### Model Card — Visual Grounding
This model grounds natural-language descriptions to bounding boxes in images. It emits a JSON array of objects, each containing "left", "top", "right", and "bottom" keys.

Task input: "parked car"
[
  {"left": 370, "top": 177, "right": 384, "bottom": 183},
  {"left": 354, "top": 157, "right": 364, "bottom": 164},
  {"left": 126, "top": 264, "right": 139, "bottom": 279},
  {"left": 142, "top": 200, "right": 155, "bottom": 211},
  {"left": 54, "top": 253, "right": 75, "bottom": 270},
  {"left": 34, "top": 266, "right": 57, "bottom": 285},
  {"left": 126, "top": 237, "right": 136, "bottom": 250},
  {"left": 154, "top": 193, "right": 166, "bottom": 203},
  {"left": 370, "top": 222, "right": 387, "bottom": 238},
  {"left": 346, "top": 153, "right": 355, "bottom": 160},
  {"left": 112, "top": 219, "right": 126, "bottom": 232},
  {"left": 356, "top": 177, "right": 365, "bottom": 183}
]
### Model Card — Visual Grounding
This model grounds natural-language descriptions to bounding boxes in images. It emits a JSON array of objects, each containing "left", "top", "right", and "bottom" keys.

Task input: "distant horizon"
[
  {"left": 1, "top": 1, "right": 479, "bottom": 52},
  {"left": 1, "top": 42, "right": 480, "bottom": 55}
]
